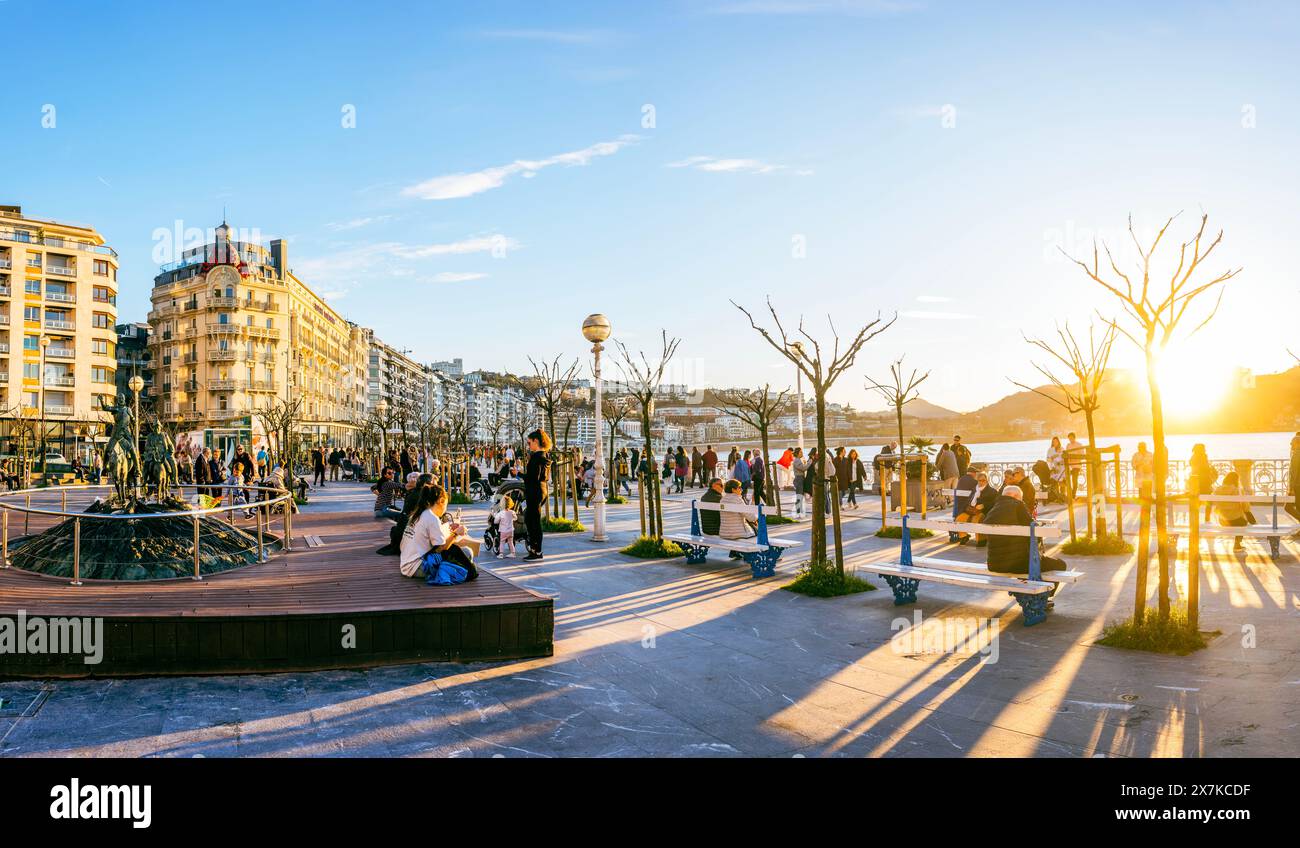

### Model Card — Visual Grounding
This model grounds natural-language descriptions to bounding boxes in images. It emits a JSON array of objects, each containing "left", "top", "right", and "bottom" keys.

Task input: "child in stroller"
[
  {"left": 1032, "top": 459, "right": 1066, "bottom": 505},
  {"left": 483, "top": 488, "right": 528, "bottom": 556}
]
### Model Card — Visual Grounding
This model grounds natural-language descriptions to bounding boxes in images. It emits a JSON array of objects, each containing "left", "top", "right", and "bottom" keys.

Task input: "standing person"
[
  {"left": 193, "top": 446, "right": 212, "bottom": 498},
  {"left": 311, "top": 444, "right": 326, "bottom": 488},
  {"left": 497, "top": 495, "right": 519, "bottom": 558},
  {"left": 329, "top": 447, "right": 342, "bottom": 481},
  {"left": 256, "top": 445, "right": 268, "bottom": 478},
  {"left": 690, "top": 446, "right": 703, "bottom": 488},
  {"left": 1189, "top": 443, "right": 1218, "bottom": 522},
  {"left": 702, "top": 444, "right": 718, "bottom": 481},
  {"left": 1287, "top": 433, "right": 1300, "bottom": 525},
  {"left": 1064, "top": 432, "right": 1084, "bottom": 500},
  {"left": 1046, "top": 436, "right": 1067, "bottom": 501},
  {"left": 845, "top": 449, "right": 865, "bottom": 508},
  {"left": 751, "top": 449, "right": 767, "bottom": 507},
  {"left": 935, "top": 442, "right": 959, "bottom": 495},
  {"left": 731, "top": 449, "right": 752, "bottom": 499},
  {"left": 523, "top": 429, "right": 552, "bottom": 561},
  {"left": 674, "top": 446, "right": 689, "bottom": 493},
  {"left": 1131, "top": 441, "right": 1154, "bottom": 502},
  {"left": 727, "top": 446, "right": 739, "bottom": 473},
  {"left": 791, "top": 447, "right": 807, "bottom": 517},
  {"left": 207, "top": 448, "right": 224, "bottom": 500},
  {"left": 832, "top": 447, "right": 848, "bottom": 504},
  {"left": 950, "top": 435, "right": 971, "bottom": 478}
]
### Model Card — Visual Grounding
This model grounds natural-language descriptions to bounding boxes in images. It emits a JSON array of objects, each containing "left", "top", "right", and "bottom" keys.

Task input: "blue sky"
[{"left": 4, "top": 0, "right": 1298, "bottom": 412}]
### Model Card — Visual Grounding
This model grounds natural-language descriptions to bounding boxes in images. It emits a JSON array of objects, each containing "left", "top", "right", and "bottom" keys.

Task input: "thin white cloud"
[
  {"left": 294, "top": 235, "right": 517, "bottom": 297},
  {"left": 712, "top": 0, "right": 922, "bottom": 14},
  {"left": 431, "top": 272, "right": 489, "bottom": 283},
  {"left": 666, "top": 156, "right": 810, "bottom": 176},
  {"left": 916, "top": 295, "right": 951, "bottom": 303},
  {"left": 402, "top": 135, "right": 639, "bottom": 200},
  {"left": 327, "top": 215, "right": 394, "bottom": 231}
]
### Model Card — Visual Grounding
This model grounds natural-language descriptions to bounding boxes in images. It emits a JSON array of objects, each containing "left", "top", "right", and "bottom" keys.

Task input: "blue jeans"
[{"left": 375, "top": 506, "right": 402, "bottom": 521}]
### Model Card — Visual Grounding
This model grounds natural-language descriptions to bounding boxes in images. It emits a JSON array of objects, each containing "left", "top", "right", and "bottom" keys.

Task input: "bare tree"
[
  {"left": 602, "top": 394, "right": 638, "bottom": 498},
  {"left": 712, "top": 384, "right": 790, "bottom": 514},
  {"left": 1011, "top": 321, "right": 1117, "bottom": 536},
  {"left": 615, "top": 331, "right": 681, "bottom": 540},
  {"left": 1063, "top": 212, "right": 1240, "bottom": 624},
  {"left": 865, "top": 358, "right": 930, "bottom": 515},
  {"left": 734, "top": 297, "right": 896, "bottom": 571},
  {"left": 521, "top": 356, "right": 580, "bottom": 515},
  {"left": 252, "top": 396, "right": 306, "bottom": 491}
]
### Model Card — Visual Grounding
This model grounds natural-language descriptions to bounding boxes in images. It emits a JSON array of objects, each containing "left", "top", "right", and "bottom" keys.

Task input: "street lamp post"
[
  {"left": 376, "top": 398, "right": 389, "bottom": 473},
  {"left": 583, "top": 314, "right": 612, "bottom": 542},
  {"left": 789, "top": 341, "right": 806, "bottom": 453},
  {"left": 38, "top": 336, "right": 50, "bottom": 478}
]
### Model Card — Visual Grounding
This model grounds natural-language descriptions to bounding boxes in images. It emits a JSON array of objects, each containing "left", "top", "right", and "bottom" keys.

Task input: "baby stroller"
[
  {"left": 1032, "top": 459, "right": 1067, "bottom": 505},
  {"left": 483, "top": 488, "right": 529, "bottom": 556}
]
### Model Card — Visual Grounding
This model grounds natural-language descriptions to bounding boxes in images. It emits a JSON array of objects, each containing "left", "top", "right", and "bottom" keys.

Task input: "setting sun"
[{"left": 1154, "top": 341, "right": 1239, "bottom": 420}]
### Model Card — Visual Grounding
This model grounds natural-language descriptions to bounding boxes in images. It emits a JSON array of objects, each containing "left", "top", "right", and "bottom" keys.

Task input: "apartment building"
[
  {"left": 366, "top": 335, "right": 428, "bottom": 436},
  {"left": 147, "top": 222, "right": 362, "bottom": 453},
  {"left": 0, "top": 205, "right": 119, "bottom": 462}
]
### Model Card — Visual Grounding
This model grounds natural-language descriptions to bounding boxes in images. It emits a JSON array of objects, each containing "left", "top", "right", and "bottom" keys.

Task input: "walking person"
[
  {"left": 751, "top": 449, "right": 767, "bottom": 507},
  {"left": 936, "top": 442, "right": 959, "bottom": 502},
  {"left": 950, "top": 435, "right": 971, "bottom": 477},
  {"left": 312, "top": 443, "right": 326, "bottom": 488},
  {"left": 523, "top": 429, "right": 552, "bottom": 562},
  {"left": 1131, "top": 441, "right": 1154, "bottom": 502},
  {"left": 674, "top": 446, "right": 689, "bottom": 494},
  {"left": 1287, "top": 432, "right": 1300, "bottom": 526},
  {"left": 732, "top": 449, "right": 752, "bottom": 499},
  {"left": 1189, "top": 443, "right": 1218, "bottom": 522},
  {"left": 791, "top": 447, "right": 807, "bottom": 517},
  {"left": 702, "top": 444, "right": 718, "bottom": 482},
  {"left": 845, "top": 449, "right": 865, "bottom": 508}
]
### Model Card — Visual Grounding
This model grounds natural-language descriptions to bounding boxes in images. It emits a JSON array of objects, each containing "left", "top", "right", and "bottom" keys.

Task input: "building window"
[
  {"left": 24, "top": 279, "right": 40, "bottom": 295},
  {"left": 91, "top": 366, "right": 113, "bottom": 384},
  {"left": 23, "top": 335, "right": 38, "bottom": 351},
  {"left": 23, "top": 363, "right": 38, "bottom": 380},
  {"left": 92, "top": 339, "right": 110, "bottom": 356},
  {"left": 93, "top": 260, "right": 109, "bottom": 276},
  {"left": 24, "top": 306, "right": 40, "bottom": 322},
  {"left": 92, "top": 313, "right": 111, "bottom": 330},
  {"left": 93, "top": 286, "right": 115, "bottom": 304}
]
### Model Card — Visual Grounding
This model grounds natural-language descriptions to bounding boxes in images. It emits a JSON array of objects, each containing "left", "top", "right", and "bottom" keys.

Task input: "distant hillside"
[{"left": 868, "top": 397, "right": 961, "bottom": 419}]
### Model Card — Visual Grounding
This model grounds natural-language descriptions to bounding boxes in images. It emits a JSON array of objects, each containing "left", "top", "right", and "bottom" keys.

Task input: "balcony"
[
  {"left": 46, "top": 265, "right": 76, "bottom": 278},
  {"left": 182, "top": 410, "right": 203, "bottom": 421},
  {"left": 0, "top": 228, "right": 116, "bottom": 259},
  {"left": 181, "top": 300, "right": 200, "bottom": 312},
  {"left": 208, "top": 296, "right": 237, "bottom": 309},
  {"left": 46, "top": 347, "right": 75, "bottom": 359},
  {"left": 208, "top": 379, "right": 245, "bottom": 391},
  {"left": 207, "top": 325, "right": 242, "bottom": 336},
  {"left": 209, "top": 349, "right": 236, "bottom": 361},
  {"left": 45, "top": 291, "right": 76, "bottom": 303},
  {"left": 249, "top": 380, "right": 279, "bottom": 392},
  {"left": 0, "top": 286, "right": 8, "bottom": 297},
  {"left": 0, "top": 373, "right": 7, "bottom": 383},
  {"left": 210, "top": 408, "right": 244, "bottom": 421},
  {"left": 0, "top": 315, "right": 10, "bottom": 326},
  {"left": 247, "top": 326, "right": 280, "bottom": 340},
  {"left": 244, "top": 299, "right": 276, "bottom": 312},
  {"left": 183, "top": 353, "right": 198, "bottom": 364},
  {"left": 44, "top": 319, "right": 75, "bottom": 331},
  {"left": 44, "top": 374, "right": 75, "bottom": 387},
  {"left": 0, "top": 258, "right": 11, "bottom": 269},
  {"left": 45, "top": 404, "right": 74, "bottom": 416},
  {"left": 148, "top": 304, "right": 178, "bottom": 320}
]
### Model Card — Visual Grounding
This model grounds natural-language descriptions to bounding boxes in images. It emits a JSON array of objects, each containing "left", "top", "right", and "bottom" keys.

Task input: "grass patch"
[
  {"left": 874, "top": 526, "right": 935, "bottom": 539},
  {"left": 765, "top": 514, "right": 798, "bottom": 525},
  {"left": 620, "top": 535, "right": 685, "bottom": 558},
  {"left": 784, "top": 559, "right": 876, "bottom": 597},
  {"left": 1060, "top": 533, "right": 1133, "bottom": 556},
  {"left": 606, "top": 494, "right": 628, "bottom": 505},
  {"left": 449, "top": 491, "right": 474, "bottom": 505},
  {"left": 1096, "top": 607, "right": 1217, "bottom": 655},
  {"left": 542, "top": 516, "right": 585, "bottom": 533}
]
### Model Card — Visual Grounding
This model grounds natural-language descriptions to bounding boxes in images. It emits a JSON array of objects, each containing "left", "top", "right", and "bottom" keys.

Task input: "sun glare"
[{"left": 1154, "top": 342, "right": 1237, "bottom": 420}]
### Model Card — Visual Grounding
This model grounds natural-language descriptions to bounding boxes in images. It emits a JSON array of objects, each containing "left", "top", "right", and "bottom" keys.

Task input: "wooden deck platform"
[{"left": 0, "top": 511, "right": 553, "bottom": 678}]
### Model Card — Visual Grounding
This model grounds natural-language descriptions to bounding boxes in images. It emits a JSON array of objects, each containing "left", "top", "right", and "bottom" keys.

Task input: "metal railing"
[{"left": 0, "top": 483, "right": 293, "bottom": 585}]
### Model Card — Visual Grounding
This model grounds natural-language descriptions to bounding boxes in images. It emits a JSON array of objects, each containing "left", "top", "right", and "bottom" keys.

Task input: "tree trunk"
[
  {"left": 642, "top": 408, "right": 658, "bottom": 538},
  {"left": 812, "top": 390, "right": 828, "bottom": 566},
  {"left": 761, "top": 426, "right": 779, "bottom": 516},
  {"left": 1145, "top": 344, "right": 1171, "bottom": 621},
  {"left": 1084, "top": 407, "right": 1106, "bottom": 537}
]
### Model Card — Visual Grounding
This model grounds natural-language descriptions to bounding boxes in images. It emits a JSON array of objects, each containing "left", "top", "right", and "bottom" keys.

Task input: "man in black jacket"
[
  {"left": 1002, "top": 467, "right": 1036, "bottom": 515},
  {"left": 699, "top": 478, "right": 724, "bottom": 535},
  {"left": 984, "top": 486, "right": 1068, "bottom": 575}
]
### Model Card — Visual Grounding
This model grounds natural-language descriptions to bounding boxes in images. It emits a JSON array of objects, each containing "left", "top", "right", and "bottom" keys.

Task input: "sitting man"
[
  {"left": 700, "top": 478, "right": 725, "bottom": 535},
  {"left": 398, "top": 483, "right": 477, "bottom": 582},
  {"left": 377, "top": 472, "right": 433, "bottom": 555},
  {"left": 950, "top": 468, "right": 979, "bottom": 542},
  {"left": 371, "top": 466, "right": 405, "bottom": 520},
  {"left": 1001, "top": 467, "right": 1037, "bottom": 515},
  {"left": 984, "top": 485, "right": 1068, "bottom": 579}
]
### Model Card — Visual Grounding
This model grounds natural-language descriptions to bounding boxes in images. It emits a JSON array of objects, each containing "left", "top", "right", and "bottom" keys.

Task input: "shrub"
[
  {"left": 785, "top": 559, "right": 876, "bottom": 597},
  {"left": 1096, "top": 607, "right": 1216, "bottom": 655},
  {"left": 1060, "top": 533, "right": 1133, "bottom": 556},
  {"left": 874, "top": 526, "right": 934, "bottom": 539},
  {"left": 620, "top": 535, "right": 685, "bottom": 558},
  {"left": 449, "top": 491, "right": 474, "bottom": 505},
  {"left": 765, "top": 514, "right": 798, "bottom": 525},
  {"left": 606, "top": 494, "right": 628, "bottom": 505},
  {"left": 541, "top": 516, "right": 584, "bottom": 533}
]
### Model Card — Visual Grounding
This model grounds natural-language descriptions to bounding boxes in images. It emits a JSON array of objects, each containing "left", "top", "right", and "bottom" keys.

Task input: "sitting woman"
[
  {"left": 1214, "top": 471, "right": 1255, "bottom": 552},
  {"left": 398, "top": 483, "right": 478, "bottom": 582},
  {"left": 718, "top": 479, "right": 757, "bottom": 559}
]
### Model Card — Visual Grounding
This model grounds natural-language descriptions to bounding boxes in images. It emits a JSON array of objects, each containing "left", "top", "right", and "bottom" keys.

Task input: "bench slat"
[
  {"left": 882, "top": 516, "right": 1062, "bottom": 539},
  {"left": 913, "top": 555, "right": 1084, "bottom": 584},
  {"left": 863, "top": 562, "right": 1052, "bottom": 595},
  {"left": 664, "top": 533, "right": 766, "bottom": 553}
]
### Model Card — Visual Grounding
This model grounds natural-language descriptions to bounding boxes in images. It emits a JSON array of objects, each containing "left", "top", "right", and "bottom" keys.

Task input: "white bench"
[
  {"left": 666, "top": 499, "right": 803, "bottom": 578},
  {"left": 1169, "top": 494, "right": 1296, "bottom": 560},
  {"left": 863, "top": 514, "right": 1072, "bottom": 626}
]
